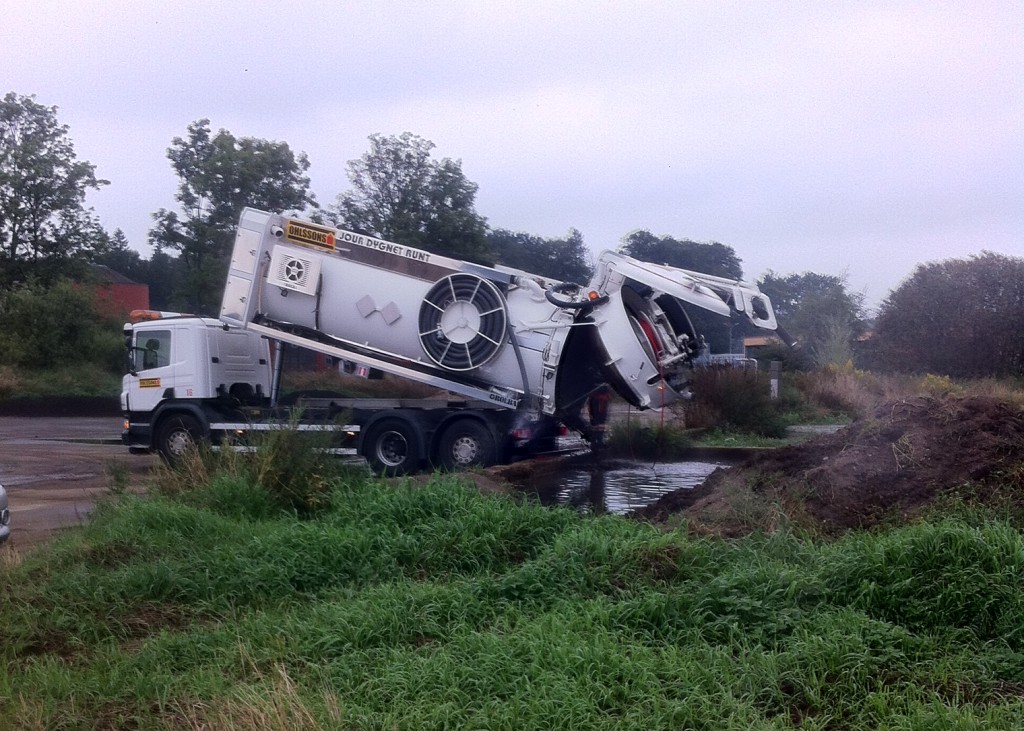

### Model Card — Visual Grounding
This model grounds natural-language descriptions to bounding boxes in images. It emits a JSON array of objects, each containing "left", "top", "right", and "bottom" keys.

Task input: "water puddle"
[{"left": 522, "top": 459, "right": 732, "bottom": 515}]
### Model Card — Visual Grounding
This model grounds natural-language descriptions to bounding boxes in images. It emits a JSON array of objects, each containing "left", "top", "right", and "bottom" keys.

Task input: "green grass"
[
  {"left": 0, "top": 364, "right": 122, "bottom": 399},
  {"left": 691, "top": 424, "right": 853, "bottom": 449},
  {"left": 2, "top": 453, "right": 1024, "bottom": 728},
  {"left": 691, "top": 427, "right": 790, "bottom": 449},
  {"left": 603, "top": 420, "right": 695, "bottom": 458}
]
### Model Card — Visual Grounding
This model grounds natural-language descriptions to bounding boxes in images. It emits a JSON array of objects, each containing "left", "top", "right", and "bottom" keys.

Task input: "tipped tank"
[{"left": 220, "top": 209, "right": 781, "bottom": 427}]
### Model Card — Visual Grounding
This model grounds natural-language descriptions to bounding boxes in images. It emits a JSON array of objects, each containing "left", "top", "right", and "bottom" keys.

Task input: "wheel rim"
[
  {"left": 450, "top": 435, "right": 479, "bottom": 465},
  {"left": 166, "top": 429, "right": 194, "bottom": 457},
  {"left": 376, "top": 431, "right": 409, "bottom": 467}
]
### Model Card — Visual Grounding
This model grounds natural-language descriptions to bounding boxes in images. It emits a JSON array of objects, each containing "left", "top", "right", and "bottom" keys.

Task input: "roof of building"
[{"left": 90, "top": 264, "right": 144, "bottom": 286}]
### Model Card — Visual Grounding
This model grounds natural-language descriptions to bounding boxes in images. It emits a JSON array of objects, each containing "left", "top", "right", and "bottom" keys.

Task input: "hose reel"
[
  {"left": 544, "top": 281, "right": 610, "bottom": 310},
  {"left": 418, "top": 274, "right": 508, "bottom": 371}
]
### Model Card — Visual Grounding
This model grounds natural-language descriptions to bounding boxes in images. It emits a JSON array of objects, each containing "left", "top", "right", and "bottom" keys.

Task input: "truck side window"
[{"left": 139, "top": 330, "right": 171, "bottom": 370}]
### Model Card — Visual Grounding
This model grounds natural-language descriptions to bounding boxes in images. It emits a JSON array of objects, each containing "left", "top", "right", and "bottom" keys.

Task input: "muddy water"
[{"left": 522, "top": 459, "right": 731, "bottom": 515}]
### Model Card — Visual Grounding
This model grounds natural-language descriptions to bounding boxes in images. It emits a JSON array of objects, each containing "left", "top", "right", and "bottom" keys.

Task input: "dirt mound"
[{"left": 633, "top": 395, "right": 1024, "bottom": 536}]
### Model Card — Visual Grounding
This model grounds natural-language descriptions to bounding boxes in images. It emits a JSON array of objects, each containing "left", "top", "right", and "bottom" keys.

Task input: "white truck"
[{"left": 122, "top": 208, "right": 784, "bottom": 474}]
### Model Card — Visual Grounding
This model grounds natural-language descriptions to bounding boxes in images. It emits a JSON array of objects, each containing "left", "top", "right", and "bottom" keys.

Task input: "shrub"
[
  {"left": 683, "top": 367, "right": 788, "bottom": 437},
  {"left": 155, "top": 422, "right": 361, "bottom": 516},
  {"left": 236, "top": 425, "right": 347, "bottom": 515},
  {"left": 0, "top": 280, "right": 123, "bottom": 371},
  {"left": 605, "top": 421, "right": 693, "bottom": 458},
  {"left": 918, "top": 373, "right": 963, "bottom": 397}
]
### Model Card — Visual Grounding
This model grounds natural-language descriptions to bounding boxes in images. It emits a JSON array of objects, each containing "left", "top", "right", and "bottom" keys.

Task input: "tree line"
[{"left": 2, "top": 91, "right": 1022, "bottom": 379}]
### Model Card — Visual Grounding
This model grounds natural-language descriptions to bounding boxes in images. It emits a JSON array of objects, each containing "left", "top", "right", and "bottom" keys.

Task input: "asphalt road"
[{"left": 0, "top": 416, "right": 158, "bottom": 551}]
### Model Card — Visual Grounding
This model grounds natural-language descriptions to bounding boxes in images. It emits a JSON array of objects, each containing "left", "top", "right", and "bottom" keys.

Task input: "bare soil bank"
[{"left": 633, "top": 394, "right": 1024, "bottom": 536}]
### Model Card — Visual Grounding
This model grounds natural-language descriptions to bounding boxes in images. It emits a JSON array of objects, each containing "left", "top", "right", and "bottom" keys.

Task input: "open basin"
[{"left": 520, "top": 458, "right": 735, "bottom": 515}]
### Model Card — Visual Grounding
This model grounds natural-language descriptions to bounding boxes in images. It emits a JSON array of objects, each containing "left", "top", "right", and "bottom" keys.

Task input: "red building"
[{"left": 90, "top": 265, "right": 149, "bottom": 318}]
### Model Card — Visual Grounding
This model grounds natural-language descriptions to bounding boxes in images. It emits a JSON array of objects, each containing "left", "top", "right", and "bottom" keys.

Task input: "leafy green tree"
[
  {"left": 142, "top": 249, "right": 186, "bottom": 311},
  {"left": 330, "top": 132, "right": 491, "bottom": 263},
  {"left": 873, "top": 252, "right": 1024, "bottom": 377},
  {"left": 150, "top": 119, "right": 316, "bottom": 313},
  {"left": 757, "top": 271, "right": 866, "bottom": 369},
  {"left": 92, "top": 228, "right": 147, "bottom": 282},
  {"left": 619, "top": 230, "right": 743, "bottom": 279},
  {"left": 0, "top": 92, "right": 107, "bottom": 285},
  {"left": 488, "top": 228, "right": 592, "bottom": 282}
]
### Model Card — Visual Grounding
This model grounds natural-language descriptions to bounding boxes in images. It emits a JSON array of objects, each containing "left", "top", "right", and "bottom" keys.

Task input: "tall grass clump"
[
  {"left": 154, "top": 421, "right": 357, "bottom": 516},
  {"left": 788, "top": 364, "right": 902, "bottom": 420},
  {"left": 820, "top": 519, "right": 1024, "bottom": 645},
  {"left": 5, "top": 440, "right": 1024, "bottom": 728},
  {"left": 790, "top": 368, "right": 1024, "bottom": 423},
  {"left": 682, "top": 367, "right": 788, "bottom": 437},
  {"left": 604, "top": 420, "right": 693, "bottom": 459},
  {"left": 955, "top": 376, "right": 1024, "bottom": 409}
]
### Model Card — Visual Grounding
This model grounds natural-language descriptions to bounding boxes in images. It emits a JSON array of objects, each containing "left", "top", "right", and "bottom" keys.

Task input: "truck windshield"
[{"left": 137, "top": 329, "right": 171, "bottom": 371}]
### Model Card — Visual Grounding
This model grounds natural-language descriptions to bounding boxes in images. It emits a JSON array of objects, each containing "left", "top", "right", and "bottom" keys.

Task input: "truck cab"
[{"left": 122, "top": 312, "right": 272, "bottom": 459}]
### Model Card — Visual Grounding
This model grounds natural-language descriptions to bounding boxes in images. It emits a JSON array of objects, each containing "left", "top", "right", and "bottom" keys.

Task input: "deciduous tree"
[
  {"left": 331, "top": 133, "right": 491, "bottom": 263},
  {"left": 619, "top": 230, "right": 743, "bottom": 279},
  {"left": 873, "top": 252, "right": 1024, "bottom": 377},
  {"left": 757, "top": 271, "right": 866, "bottom": 368},
  {"left": 0, "top": 92, "right": 106, "bottom": 284},
  {"left": 150, "top": 119, "right": 315, "bottom": 313},
  {"left": 488, "top": 228, "right": 592, "bottom": 283}
]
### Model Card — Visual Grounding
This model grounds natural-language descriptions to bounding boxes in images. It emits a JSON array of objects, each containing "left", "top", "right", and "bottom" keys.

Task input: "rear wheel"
[
  {"left": 156, "top": 414, "right": 203, "bottom": 465},
  {"left": 437, "top": 419, "right": 497, "bottom": 471},
  {"left": 364, "top": 418, "right": 422, "bottom": 476}
]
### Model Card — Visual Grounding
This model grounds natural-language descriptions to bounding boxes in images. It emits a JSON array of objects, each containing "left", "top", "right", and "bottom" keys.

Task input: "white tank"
[{"left": 221, "top": 209, "right": 781, "bottom": 419}]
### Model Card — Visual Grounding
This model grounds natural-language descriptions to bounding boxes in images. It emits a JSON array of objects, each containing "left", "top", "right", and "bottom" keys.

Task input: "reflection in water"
[{"left": 527, "top": 461, "right": 728, "bottom": 515}]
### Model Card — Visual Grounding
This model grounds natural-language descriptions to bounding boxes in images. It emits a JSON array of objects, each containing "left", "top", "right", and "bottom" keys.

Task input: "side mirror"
[{"left": 124, "top": 342, "right": 140, "bottom": 376}]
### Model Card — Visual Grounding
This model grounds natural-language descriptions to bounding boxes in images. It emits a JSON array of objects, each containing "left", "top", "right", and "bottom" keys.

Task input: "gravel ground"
[{"left": 0, "top": 416, "right": 157, "bottom": 551}]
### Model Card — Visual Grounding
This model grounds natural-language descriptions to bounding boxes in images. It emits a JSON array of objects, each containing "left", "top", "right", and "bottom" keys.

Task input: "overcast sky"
[{"left": 4, "top": 1, "right": 1021, "bottom": 309}]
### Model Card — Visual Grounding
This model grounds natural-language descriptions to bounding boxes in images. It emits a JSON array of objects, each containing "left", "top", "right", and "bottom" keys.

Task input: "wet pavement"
[{"left": 0, "top": 417, "right": 157, "bottom": 551}]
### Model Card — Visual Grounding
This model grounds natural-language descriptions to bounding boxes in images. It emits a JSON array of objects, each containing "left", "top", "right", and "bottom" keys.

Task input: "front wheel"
[
  {"left": 364, "top": 418, "right": 422, "bottom": 477},
  {"left": 156, "top": 414, "right": 203, "bottom": 465},
  {"left": 436, "top": 419, "right": 497, "bottom": 471}
]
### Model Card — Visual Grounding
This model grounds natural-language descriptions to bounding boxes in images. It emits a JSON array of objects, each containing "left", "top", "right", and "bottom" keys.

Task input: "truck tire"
[
  {"left": 437, "top": 419, "right": 497, "bottom": 471},
  {"left": 157, "top": 414, "right": 202, "bottom": 465},
  {"left": 364, "top": 418, "right": 422, "bottom": 477}
]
